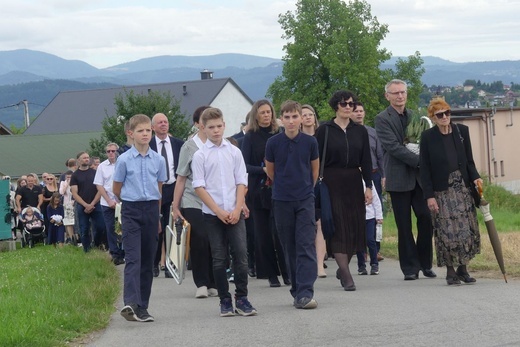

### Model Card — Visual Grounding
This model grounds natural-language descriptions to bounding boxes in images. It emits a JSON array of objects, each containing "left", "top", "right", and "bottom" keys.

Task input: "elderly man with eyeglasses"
[{"left": 374, "top": 79, "right": 436, "bottom": 281}]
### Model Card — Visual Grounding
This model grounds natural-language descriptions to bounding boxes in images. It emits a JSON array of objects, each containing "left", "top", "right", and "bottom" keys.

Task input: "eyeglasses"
[
  {"left": 46, "top": 178, "right": 54, "bottom": 181},
  {"left": 434, "top": 110, "right": 451, "bottom": 119},
  {"left": 387, "top": 90, "right": 407, "bottom": 96},
  {"left": 106, "top": 150, "right": 117, "bottom": 153},
  {"left": 338, "top": 101, "right": 356, "bottom": 108},
  {"left": 302, "top": 113, "right": 314, "bottom": 118}
]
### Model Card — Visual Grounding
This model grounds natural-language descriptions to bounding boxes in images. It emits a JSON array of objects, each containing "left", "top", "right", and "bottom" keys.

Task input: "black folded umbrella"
[{"left": 477, "top": 182, "right": 507, "bottom": 283}]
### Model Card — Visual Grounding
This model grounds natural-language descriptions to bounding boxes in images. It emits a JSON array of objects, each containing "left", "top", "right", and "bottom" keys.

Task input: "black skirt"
[{"left": 323, "top": 167, "right": 366, "bottom": 255}]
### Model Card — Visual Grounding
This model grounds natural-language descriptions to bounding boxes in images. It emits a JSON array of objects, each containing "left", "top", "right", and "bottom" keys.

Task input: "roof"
[
  {"left": 24, "top": 77, "right": 252, "bottom": 135},
  {"left": 0, "top": 120, "right": 13, "bottom": 135},
  {"left": 0, "top": 132, "right": 101, "bottom": 177}
]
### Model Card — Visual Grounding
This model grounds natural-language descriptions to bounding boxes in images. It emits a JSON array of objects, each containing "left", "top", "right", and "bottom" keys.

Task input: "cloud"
[{"left": 0, "top": 0, "right": 519, "bottom": 67}]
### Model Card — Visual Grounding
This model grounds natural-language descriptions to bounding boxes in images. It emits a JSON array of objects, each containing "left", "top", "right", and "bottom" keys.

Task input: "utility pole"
[{"left": 21, "top": 100, "right": 30, "bottom": 128}]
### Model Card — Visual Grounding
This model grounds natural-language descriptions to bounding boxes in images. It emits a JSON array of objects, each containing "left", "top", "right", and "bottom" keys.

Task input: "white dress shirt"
[
  {"left": 156, "top": 135, "right": 176, "bottom": 185},
  {"left": 93, "top": 159, "right": 118, "bottom": 206},
  {"left": 192, "top": 139, "right": 247, "bottom": 216}
]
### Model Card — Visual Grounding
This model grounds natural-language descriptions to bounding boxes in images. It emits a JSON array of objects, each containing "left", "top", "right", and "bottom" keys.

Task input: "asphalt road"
[{"left": 86, "top": 258, "right": 520, "bottom": 347}]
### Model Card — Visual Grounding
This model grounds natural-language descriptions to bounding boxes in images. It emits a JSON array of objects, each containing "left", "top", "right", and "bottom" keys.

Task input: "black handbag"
[
  {"left": 314, "top": 126, "right": 335, "bottom": 239},
  {"left": 259, "top": 176, "right": 272, "bottom": 210}
]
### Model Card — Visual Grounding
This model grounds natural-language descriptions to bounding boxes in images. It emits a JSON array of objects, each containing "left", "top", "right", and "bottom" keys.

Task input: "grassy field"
[{"left": 0, "top": 245, "right": 120, "bottom": 347}]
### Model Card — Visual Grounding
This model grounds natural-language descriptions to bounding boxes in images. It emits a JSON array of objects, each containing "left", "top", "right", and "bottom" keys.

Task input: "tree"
[
  {"left": 88, "top": 89, "right": 191, "bottom": 158},
  {"left": 267, "top": 0, "right": 425, "bottom": 125}
]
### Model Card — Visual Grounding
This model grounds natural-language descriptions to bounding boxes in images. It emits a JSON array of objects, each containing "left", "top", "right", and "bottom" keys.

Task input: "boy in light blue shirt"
[{"left": 113, "top": 114, "right": 167, "bottom": 323}]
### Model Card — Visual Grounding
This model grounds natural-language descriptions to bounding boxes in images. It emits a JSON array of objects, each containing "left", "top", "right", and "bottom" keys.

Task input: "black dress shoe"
[
  {"left": 456, "top": 270, "right": 476, "bottom": 284},
  {"left": 153, "top": 266, "right": 160, "bottom": 277},
  {"left": 268, "top": 277, "right": 281, "bottom": 287},
  {"left": 165, "top": 269, "right": 173, "bottom": 278},
  {"left": 282, "top": 276, "right": 291, "bottom": 286},
  {"left": 404, "top": 273, "right": 418, "bottom": 281},
  {"left": 248, "top": 268, "right": 256, "bottom": 278},
  {"left": 446, "top": 275, "right": 461, "bottom": 285},
  {"left": 422, "top": 269, "right": 437, "bottom": 278}
]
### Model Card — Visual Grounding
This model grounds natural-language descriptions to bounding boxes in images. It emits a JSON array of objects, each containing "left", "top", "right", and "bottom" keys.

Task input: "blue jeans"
[
  {"left": 273, "top": 197, "right": 317, "bottom": 301},
  {"left": 76, "top": 203, "right": 106, "bottom": 252},
  {"left": 102, "top": 206, "right": 124, "bottom": 260},
  {"left": 357, "top": 218, "right": 378, "bottom": 268},
  {"left": 204, "top": 213, "right": 248, "bottom": 300}
]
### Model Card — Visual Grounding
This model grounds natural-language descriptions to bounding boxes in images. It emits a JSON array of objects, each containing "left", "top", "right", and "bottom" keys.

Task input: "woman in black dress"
[
  {"left": 241, "top": 99, "right": 289, "bottom": 287},
  {"left": 420, "top": 98, "right": 482, "bottom": 285},
  {"left": 315, "top": 90, "right": 373, "bottom": 291}
]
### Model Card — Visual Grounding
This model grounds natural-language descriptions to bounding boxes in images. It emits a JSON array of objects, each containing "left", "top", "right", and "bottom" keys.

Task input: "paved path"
[{"left": 87, "top": 259, "right": 519, "bottom": 347}]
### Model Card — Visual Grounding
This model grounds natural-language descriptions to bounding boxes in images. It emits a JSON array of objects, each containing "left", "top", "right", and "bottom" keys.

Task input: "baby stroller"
[{"left": 20, "top": 207, "right": 46, "bottom": 248}]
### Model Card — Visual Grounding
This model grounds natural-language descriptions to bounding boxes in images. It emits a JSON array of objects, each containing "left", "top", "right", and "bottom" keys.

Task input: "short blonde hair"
[
  {"left": 200, "top": 108, "right": 224, "bottom": 126},
  {"left": 128, "top": 114, "right": 151, "bottom": 130}
]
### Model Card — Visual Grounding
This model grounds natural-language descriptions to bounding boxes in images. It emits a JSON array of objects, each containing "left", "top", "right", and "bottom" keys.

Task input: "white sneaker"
[
  {"left": 195, "top": 286, "right": 208, "bottom": 298},
  {"left": 207, "top": 288, "right": 218, "bottom": 297}
]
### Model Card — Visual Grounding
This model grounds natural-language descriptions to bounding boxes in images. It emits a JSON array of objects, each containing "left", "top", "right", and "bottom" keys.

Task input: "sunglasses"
[
  {"left": 434, "top": 110, "right": 451, "bottom": 119},
  {"left": 106, "top": 150, "right": 117, "bottom": 153},
  {"left": 46, "top": 178, "right": 54, "bottom": 181},
  {"left": 338, "top": 101, "right": 356, "bottom": 108}
]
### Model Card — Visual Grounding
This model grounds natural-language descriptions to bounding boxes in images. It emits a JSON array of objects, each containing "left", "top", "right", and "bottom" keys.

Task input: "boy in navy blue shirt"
[
  {"left": 265, "top": 100, "right": 320, "bottom": 309},
  {"left": 113, "top": 114, "right": 167, "bottom": 322}
]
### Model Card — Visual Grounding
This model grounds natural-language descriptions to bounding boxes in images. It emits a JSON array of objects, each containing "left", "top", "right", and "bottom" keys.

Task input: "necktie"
[{"left": 161, "top": 140, "right": 170, "bottom": 182}]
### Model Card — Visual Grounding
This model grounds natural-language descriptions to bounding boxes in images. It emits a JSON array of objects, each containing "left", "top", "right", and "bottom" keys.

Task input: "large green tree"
[
  {"left": 267, "top": 0, "right": 425, "bottom": 124},
  {"left": 89, "top": 89, "right": 191, "bottom": 158}
]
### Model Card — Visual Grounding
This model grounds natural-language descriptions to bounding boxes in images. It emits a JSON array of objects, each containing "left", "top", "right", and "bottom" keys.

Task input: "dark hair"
[
  {"left": 328, "top": 90, "right": 357, "bottom": 112},
  {"left": 64, "top": 170, "right": 73, "bottom": 176},
  {"left": 76, "top": 151, "right": 88, "bottom": 159},
  {"left": 193, "top": 105, "right": 211, "bottom": 124}
]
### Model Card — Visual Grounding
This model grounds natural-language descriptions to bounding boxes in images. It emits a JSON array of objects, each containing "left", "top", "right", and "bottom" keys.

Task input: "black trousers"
[
  {"left": 251, "top": 207, "right": 288, "bottom": 279},
  {"left": 389, "top": 182, "right": 433, "bottom": 276},
  {"left": 183, "top": 208, "right": 215, "bottom": 288},
  {"left": 155, "top": 182, "right": 175, "bottom": 267}
]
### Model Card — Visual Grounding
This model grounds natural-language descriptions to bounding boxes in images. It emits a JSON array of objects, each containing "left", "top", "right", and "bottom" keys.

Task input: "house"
[
  {"left": 2, "top": 75, "right": 254, "bottom": 178},
  {"left": 452, "top": 106, "right": 520, "bottom": 193},
  {"left": 24, "top": 76, "right": 253, "bottom": 137}
]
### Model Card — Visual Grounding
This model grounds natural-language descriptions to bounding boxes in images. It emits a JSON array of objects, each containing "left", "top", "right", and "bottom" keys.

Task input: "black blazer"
[
  {"left": 419, "top": 123, "right": 480, "bottom": 199},
  {"left": 149, "top": 136, "right": 184, "bottom": 179}
]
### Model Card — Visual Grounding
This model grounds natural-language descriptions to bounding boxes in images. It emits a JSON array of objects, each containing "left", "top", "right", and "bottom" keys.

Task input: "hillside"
[{"left": 1, "top": 49, "right": 520, "bottom": 128}]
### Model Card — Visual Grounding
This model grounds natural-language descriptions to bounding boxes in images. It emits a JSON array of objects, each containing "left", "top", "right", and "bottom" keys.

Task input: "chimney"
[
  {"left": 200, "top": 69, "right": 213, "bottom": 80},
  {"left": 183, "top": 85, "right": 187, "bottom": 95}
]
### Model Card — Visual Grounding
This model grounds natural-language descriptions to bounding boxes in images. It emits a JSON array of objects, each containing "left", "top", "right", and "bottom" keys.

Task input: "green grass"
[{"left": 0, "top": 245, "right": 120, "bottom": 347}]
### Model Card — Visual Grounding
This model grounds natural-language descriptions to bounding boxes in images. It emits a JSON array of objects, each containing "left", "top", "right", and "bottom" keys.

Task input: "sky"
[{"left": 2, "top": 0, "right": 520, "bottom": 69}]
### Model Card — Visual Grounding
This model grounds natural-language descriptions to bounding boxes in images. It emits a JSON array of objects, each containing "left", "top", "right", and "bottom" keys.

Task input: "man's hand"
[
  {"left": 215, "top": 208, "right": 230, "bottom": 224},
  {"left": 172, "top": 207, "right": 184, "bottom": 222},
  {"left": 227, "top": 207, "right": 242, "bottom": 225}
]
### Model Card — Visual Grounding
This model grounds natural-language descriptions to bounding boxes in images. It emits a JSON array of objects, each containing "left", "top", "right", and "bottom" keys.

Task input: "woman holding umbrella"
[{"left": 420, "top": 98, "right": 483, "bottom": 285}]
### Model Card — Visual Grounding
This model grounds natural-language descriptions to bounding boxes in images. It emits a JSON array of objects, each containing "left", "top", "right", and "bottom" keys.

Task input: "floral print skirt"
[{"left": 433, "top": 170, "right": 480, "bottom": 267}]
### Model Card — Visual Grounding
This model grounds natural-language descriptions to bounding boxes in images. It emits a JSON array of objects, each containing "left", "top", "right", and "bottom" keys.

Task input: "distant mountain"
[
  {"left": 1, "top": 49, "right": 520, "bottom": 128},
  {"left": 0, "top": 49, "right": 100, "bottom": 78},
  {"left": 104, "top": 53, "right": 282, "bottom": 74}
]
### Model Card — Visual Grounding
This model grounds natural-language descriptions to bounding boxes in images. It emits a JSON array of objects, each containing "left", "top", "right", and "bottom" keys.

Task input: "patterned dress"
[{"left": 432, "top": 170, "right": 480, "bottom": 266}]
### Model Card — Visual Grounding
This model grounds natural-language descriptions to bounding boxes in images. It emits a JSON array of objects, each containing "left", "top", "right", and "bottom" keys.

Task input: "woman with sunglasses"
[
  {"left": 420, "top": 99, "right": 483, "bottom": 285},
  {"left": 315, "top": 90, "right": 373, "bottom": 291}
]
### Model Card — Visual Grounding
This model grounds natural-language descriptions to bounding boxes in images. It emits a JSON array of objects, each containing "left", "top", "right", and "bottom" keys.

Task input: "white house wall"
[{"left": 210, "top": 82, "right": 253, "bottom": 137}]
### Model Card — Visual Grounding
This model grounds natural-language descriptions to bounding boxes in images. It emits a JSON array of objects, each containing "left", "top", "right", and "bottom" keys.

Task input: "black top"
[
  {"left": 70, "top": 168, "right": 98, "bottom": 204},
  {"left": 442, "top": 133, "right": 458, "bottom": 173},
  {"left": 315, "top": 119, "right": 373, "bottom": 189},
  {"left": 241, "top": 126, "right": 277, "bottom": 205},
  {"left": 16, "top": 185, "right": 43, "bottom": 208}
]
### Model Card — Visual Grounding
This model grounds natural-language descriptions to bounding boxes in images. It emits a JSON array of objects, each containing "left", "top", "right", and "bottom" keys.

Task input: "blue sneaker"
[
  {"left": 220, "top": 298, "right": 234, "bottom": 317},
  {"left": 235, "top": 296, "right": 257, "bottom": 316}
]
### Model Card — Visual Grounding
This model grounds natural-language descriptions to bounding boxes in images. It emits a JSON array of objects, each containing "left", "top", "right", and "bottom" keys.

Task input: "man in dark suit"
[
  {"left": 150, "top": 113, "right": 184, "bottom": 278},
  {"left": 374, "top": 79, "right": 435, "bottom": 281}
]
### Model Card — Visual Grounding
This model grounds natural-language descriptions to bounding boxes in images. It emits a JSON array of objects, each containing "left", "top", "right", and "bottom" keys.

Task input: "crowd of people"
[{"left": 5, "top": 78, "right": 483, "bottom": 322}]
